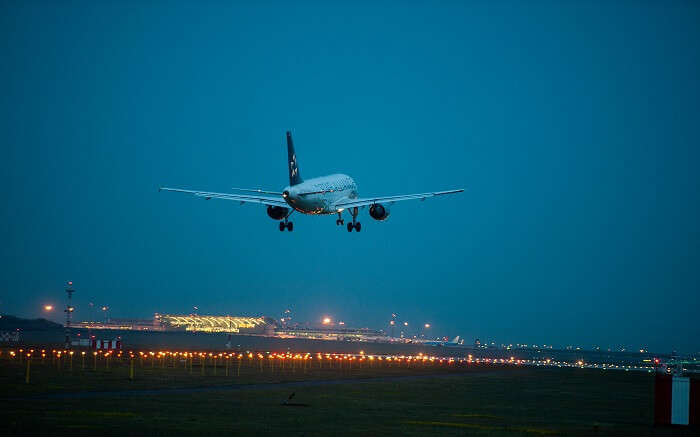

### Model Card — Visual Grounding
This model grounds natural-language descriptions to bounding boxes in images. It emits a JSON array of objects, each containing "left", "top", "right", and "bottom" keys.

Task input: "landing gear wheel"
[
  {"left": 279, "top": 222, "right": 285, "bottom": 232},
  {"left": 287, "top": 222, "right": 293, "bottom": 232},
  {"left": 347, "top": 222, "right": 353, "bottom": 232},
  {"left": 355, "top": 222, "right": 361, "bottom": 232}
]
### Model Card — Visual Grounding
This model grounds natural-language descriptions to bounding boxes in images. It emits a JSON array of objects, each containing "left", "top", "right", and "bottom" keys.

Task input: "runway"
[{"left": 14, "top": 370, "right": 497, "bottom": 400}]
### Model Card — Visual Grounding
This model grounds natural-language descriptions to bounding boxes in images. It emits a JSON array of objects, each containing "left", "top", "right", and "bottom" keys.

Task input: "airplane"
[
  {"left": 424, "top": 336, "right": 463, "bottom": 347},
  {"left": 160, "top": 131, "right": 463, "bottom": 232}
]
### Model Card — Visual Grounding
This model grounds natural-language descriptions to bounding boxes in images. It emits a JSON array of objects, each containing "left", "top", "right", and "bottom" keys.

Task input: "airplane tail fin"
[
  {"left": 286, "top": 131, "right": 303, "bottom": 186},
  {"left": 450, "top": 336, "right": 460, "bottom": 344}
]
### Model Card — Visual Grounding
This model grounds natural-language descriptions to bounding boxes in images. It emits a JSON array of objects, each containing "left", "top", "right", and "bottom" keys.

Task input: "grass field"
[{"left": 0, "top": 348, "right": 695, "bottom": 436}]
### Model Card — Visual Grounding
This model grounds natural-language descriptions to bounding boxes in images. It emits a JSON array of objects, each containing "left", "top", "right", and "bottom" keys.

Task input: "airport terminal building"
[
  {"left": 75, "top": 313, "right": 388, "bottom": 342},
  {"left": 274, "top": 326, "right": 387, "bottom": 342},
  {"left": 77, "top": 313, "right": 276, "bottom": 335}
]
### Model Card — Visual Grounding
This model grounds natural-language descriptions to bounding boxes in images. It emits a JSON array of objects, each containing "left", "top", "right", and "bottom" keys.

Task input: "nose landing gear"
[{"left": 336, "top": 212, "right": 345, "bottom": 226}]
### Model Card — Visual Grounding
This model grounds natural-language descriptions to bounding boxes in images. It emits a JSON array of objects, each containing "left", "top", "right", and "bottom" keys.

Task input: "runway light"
[{"left": 44, "top": 305, "right": 53, "bottom": 311}]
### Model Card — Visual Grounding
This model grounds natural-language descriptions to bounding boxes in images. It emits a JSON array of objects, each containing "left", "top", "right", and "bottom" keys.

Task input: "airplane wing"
[
  {"left": 159, "top": 187, "right": 288, "bottom": 207},
  {"left": 333, "top": 189, "right": 464, "bottom": 209}
]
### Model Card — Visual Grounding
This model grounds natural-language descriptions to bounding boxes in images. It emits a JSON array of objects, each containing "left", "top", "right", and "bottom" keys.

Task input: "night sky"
[{"left": 2, "top": 1, "right": 698, "bottom": 353}]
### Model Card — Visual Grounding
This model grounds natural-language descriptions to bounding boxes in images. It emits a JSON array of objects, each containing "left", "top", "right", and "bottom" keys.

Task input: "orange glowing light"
[
  {"left": 44, "top": 305, "right": 53, "bottom": 311},
  {"left": 322, "top": 317, "right": 331, "bottom": 325}
]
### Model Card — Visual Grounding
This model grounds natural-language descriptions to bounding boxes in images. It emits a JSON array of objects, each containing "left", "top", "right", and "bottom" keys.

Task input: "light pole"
[{"left": 64, "top": 281, "right": 75, "bottom": 349}]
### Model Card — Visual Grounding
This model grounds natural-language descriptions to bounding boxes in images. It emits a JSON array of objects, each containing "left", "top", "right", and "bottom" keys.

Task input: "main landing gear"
[
  {"left": 346, "top": 207, "right": 361, "bottom": 232},
  {"left": 279, "top": 221, "right": 293, "bottom": 232},
  {"left": 279, "top": 211, "right": 294, "bottom": 232},
  {"left": 347, "top": 222, "right": 361, "bottom": 232}
]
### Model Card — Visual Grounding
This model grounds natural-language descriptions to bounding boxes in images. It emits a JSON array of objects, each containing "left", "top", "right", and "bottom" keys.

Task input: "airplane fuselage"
[{"left": 283, "top": 174, "right": 358, "bottom": 215}]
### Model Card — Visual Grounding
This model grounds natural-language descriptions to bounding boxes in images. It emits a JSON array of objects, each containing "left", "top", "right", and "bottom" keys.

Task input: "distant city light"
[
  {"left": 338, "top": 321, "right": 345, "bottom": 325},
  {"left": 403, "top": 322, "right": 408, "bottom": 326},
  {"left": 322, "top": 317, "right": 331, "bottom": 325},
  {"left": 44, "top": 305, "right": 53, "bottom": 311},
  {"left": 389, "top": 320, "right": 395, "bottom": 325},
  {"left": 424, "top": 323, "right": 430, "bottom": 328}
]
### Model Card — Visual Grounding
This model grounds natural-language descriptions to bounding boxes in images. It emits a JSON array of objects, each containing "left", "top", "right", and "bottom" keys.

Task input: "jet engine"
[
  {"left": 369, "top": 203, "right": 391, "bottom": 221},
  {"left": 266, "top": 205, "right": 289, "bottom": 220}
]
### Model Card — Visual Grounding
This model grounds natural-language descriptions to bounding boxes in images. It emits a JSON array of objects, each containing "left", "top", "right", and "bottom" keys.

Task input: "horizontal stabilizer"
[
  {"left": 298, "top": 189, "right": 336, "bottom": 196},
  {"left": 231, "top": 187, "right": 281, "bottom": 195}
]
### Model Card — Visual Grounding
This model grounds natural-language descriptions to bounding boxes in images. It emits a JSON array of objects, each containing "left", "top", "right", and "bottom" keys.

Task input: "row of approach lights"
[
  {"left": 3, "top": 349, "right": 482, "bottom": 364},
  {"left": 5, "top": 349, "right": 618, "bottom": 371},
  {"left": 7, "top": 349, "right": 663, "bottom": 372}
]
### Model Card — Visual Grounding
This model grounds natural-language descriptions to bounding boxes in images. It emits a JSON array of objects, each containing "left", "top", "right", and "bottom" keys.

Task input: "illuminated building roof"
[{"left": 157, "top": 314, "right": 271, "bottom": 333}]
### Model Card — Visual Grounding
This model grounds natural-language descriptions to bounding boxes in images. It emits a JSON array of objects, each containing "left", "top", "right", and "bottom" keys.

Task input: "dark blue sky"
[{"left": 2, "top": 1, "right": 698, "bottom": 353}]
